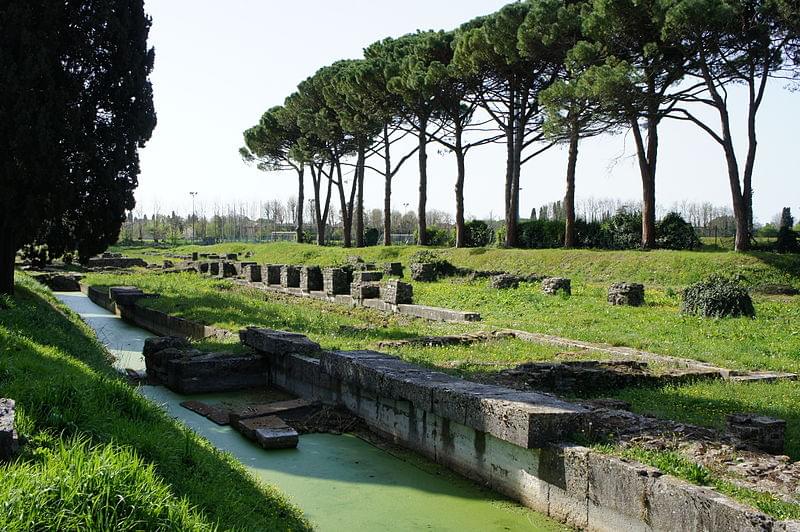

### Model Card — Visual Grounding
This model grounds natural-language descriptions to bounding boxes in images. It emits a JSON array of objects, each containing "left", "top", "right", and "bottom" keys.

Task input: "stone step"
[
  {"left": 180, "top": 400, "right": 231, "bottom": 425},
  {"left": 234, "top": 415, "right": 299, "bottom": 449},
  {"left": 229, "top": 398, "right": 317, "bottom": 424}
]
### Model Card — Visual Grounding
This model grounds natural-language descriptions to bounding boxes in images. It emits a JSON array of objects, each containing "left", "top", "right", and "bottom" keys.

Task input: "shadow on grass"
[
  {"left": 745, "top": 251, "right": 800, "bottom": 286},
  {"left": 0, "top": 284, "right": 309, "bottom": 531}
]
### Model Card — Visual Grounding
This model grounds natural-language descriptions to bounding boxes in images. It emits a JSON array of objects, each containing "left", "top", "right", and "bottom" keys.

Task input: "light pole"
[{"left": 189, "top": 192, "right": 198, "bottom": 244}]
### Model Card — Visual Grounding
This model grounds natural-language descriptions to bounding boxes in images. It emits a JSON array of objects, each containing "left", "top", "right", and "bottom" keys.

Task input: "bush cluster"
[
  {"left": 463, "top": 220, "right": 493, "bottom": 247},
  {"left": 681, "top": 274, "right": 755, "bottom": 318},
  {"left": 408, "top": 249, "right": 455, "bottom": 277}
]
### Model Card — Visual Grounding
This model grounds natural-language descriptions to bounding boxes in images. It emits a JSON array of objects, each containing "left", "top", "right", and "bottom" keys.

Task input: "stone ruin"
[
  {"left": 265, "top": 264, "right": 283, "bottom": 285},
  {"left": 300, "top": 266, "right": 323, "bottom": 292},
  {"left": 0, "top": 399, "right": 18, "bottom": 460},
  {"left": 542, "top": 277, "right": 571, "bottom": 296},
  {"left": 410, "top": 262, "right": 437, "bottom": 282},
  {"left": 383, "top": 262, "right": 404, "bottom": 277},
  {"left": 243, "top": 264, "right": 262, "bottom": 282},
  {"left": 323, "top": 267, "right": 350, "bottom": 296},
  {"left": 726, "top": 413, "right": 786, "bottom": 455},
  {"left": 381, "top": 279, "right": 413, "bottom": 305},
  {"left": 32, "top": 273, "right": 82, "bottom": 292},
  {"left": 608, "top": 282, "right": 645, "bottom": 307},
  {"left": 280, "top": 265, "right": 300, "bottom": 288},
  {"left": 490, "top": 274, "right": 520, "bottom": 289}
]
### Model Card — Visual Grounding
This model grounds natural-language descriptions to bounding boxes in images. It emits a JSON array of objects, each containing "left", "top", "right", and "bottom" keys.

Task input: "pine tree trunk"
[
  {"left": 564, "top": 125, "right": 579, "bottom": 248},
  {"left": 417, "top": 116, "right": 429, "bottom": 246},
  {"left": 454, "top": 124, "right": 467, "bottom": 248},
  {"left": 296, "top": 166, "right": 304, "bottom": 244},
  {"left": 383, "top": 126, "right": 392, "bottom": 247},
  {"left": 356, "top": 146, "right": 365, "bottom": 248}
]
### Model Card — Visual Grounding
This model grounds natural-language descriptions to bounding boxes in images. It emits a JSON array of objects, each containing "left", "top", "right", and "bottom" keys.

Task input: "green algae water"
[{"left": 56, "top": 292, "right": 567, "bottom": 532}]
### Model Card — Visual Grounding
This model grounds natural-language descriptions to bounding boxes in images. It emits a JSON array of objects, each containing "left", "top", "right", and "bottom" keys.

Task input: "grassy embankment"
[
  {"left": 0, "top": 274, "right": 308, "bottom": 531},
  {"left": 98, "top": 244, "right": 800, "bottom": 459}
]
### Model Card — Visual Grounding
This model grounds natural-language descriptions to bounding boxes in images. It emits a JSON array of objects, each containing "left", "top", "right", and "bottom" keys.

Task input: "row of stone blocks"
[{"left": 239, "top": 327, "right": 589, "bottom": 449}]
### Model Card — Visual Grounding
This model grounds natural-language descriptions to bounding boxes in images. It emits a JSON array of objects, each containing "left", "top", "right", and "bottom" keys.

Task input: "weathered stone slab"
[
  {"left": 0, "top": 399, "right": 19, "bottom": 460},
  {"left": 323, "top": 267, "right": 349, "bottom": 296},
  {"left": 300, "top": 266, "right": 323, "bottom": 292},
  {"left": 240, "top": 327, "right": 322, "bottom": 357},
  {"left": 109, "top": 286, "right": 146, "bottom": 306},
  {"left": 180, "top": 400, "right": 231, "bottom": 425},
  {"left": 234, "top": 415, "right": 299, "bottom": 449},
  {"left": 230, "top": 398, "right": 317, "bottom": 424},
  {"left": 280, "top": 265, "right": 300, "bottom": 288},
  {"left": 166, "top": 353, "right": 268, "bottom": 394},
  {"left": 542, "top": 277, "right": 571, "bottom": 296},
  {"left": 397, "top": 304, "right": 480, "bottom": 322}
]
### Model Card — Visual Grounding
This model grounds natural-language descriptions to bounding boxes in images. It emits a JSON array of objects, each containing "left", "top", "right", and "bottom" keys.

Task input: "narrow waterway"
[{"left": 56, "top": 292, "right": 567, "bottom": 532}]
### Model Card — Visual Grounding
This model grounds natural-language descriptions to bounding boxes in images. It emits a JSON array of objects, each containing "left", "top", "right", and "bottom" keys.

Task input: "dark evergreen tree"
[{"left": 0, "top": 0, "right": 156, "bottom": 291}]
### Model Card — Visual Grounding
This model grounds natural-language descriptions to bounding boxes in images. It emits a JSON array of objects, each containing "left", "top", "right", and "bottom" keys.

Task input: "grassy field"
[
  {"left": 113, "top": 241, "right": 800, "bottom": 288},
  {"left": 0, "top": 275, "right": 308, "bottom": 531}
]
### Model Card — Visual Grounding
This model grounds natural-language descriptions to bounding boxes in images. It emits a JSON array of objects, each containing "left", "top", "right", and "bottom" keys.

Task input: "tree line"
[{"left": 241, "top": 0, "right": 799, "bottom": 252}]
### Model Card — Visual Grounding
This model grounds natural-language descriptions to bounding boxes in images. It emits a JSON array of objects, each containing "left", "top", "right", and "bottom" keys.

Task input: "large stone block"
[
  {"left": 165, "top": 352, "right": 268, "bottom": 394},
  {"left": 608, "top": 282, "right": 645, "bottom": 306},
  {"left": 353, "top": 270, "right": 383, "bottom": 283},
  {"left": 727, "top": 413, "right": 786, "bottom": 454},
  {"left": 323, "top": 267, "right": 349, "bottom": 296},
  {"left": 300, "top": 266, "right": 323, "bottom": 292},
  {"left": 542, "top": 277, "right": 571, "bottom": 296},
  {"left": 209, "top": 262, "right": 221, "bottom": 276},
  {"left": 490, "top": 274, "right": 520, "bottom": 289},
  {"left": 280, "top": 265, "right": 300, "bottom": 288},
  {"left": 218, "top": 262, "right": 238, "bottom": 278},
  {"left": 109, "top": 286, "right": 146, "bottom": 306},
  {"left": 243, "top": 264, "right": 262, "bottom": 282},
  {"left": 381, "top": 280, "right": 413, "bottom": 305},
  {"left": 351, "top": 281, "right": 380, "bottom": 301},
  {"left": 0, "top": 399, "right": 19, "bottom": 460},
  {"left": 410, "top": 263, "right": 437, "bottom": 282},
  {"left": 383, "top": 262, "right": 404, "bottom": 277},
  {"left": 199, "top": 262, "right": 210, "bottom": 274},
  {"left": 240, "top": 327, "right": 322, "bottom": 357},
  {"left": 143, "top": 336, "right": 190, "bottom": 356},
  {"left": 234, "top": 415, "right": 299, "bottom": 449},
  {"left": 265, "top": 264, "right": 283, "bottom": 285}
]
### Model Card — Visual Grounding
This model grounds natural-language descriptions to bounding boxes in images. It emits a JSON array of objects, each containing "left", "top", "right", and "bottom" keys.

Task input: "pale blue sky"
[{"left": 136, "top": 0, "right": 799, "bottom": 224}]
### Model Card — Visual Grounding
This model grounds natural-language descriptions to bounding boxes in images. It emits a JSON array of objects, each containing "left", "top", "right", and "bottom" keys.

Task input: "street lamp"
[{"left": 189, "top": 192, "right": 198, "bottom": 244}]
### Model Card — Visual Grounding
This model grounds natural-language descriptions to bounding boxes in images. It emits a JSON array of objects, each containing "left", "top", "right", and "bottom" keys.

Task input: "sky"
[{"left": 136, "top": 0, "right": 800, "bottom": 225}]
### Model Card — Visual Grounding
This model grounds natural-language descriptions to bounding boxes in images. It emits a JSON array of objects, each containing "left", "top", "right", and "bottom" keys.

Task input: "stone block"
[
  {"left": 240, "top": 327, "right": 322, "bottom": 357},
  {"left": 34, "top": 273, "right": 82, "bottom": 292},
  {"left": 381, "top": 280, "right": 413, "bottom": 305},
  {"left": 727, "top": 413, "right": 786, "bottom": 454},
  {"left": 608, "top": 282, "right": 645, "bottom": 306},
  {"left": 396, "top": 304, "right": 481, "bottom": 322},
  {"left": 300, "top": 266, "right": 323, "bottom": 292},
  {"left": 383, "top": 262, "right": 404, "bottom": 277},
  {"left": 234, "top": 415, "right": 299, "bottom": 449},
  {"left": 323, "top": 267, "right": 349, "bottom": 296},
  {"left": 163, "top": 259, "right": 174, "bottom": 269},
  {"left": 353, "top": 270, "right": 383, "bottom": 283},
  {"left": 242, "top": 264, "right": 262, "bottom": 282},
  {"left": 0, "top": 399, "right": 19, "bottom": 460},
  {"left": 280, "top": 265, "right": 300, "bottom": 288},
  {"left": 410, "top": 262, "right": 437, "bottom": 282},
  {"left": 351, "top": 281, "right": 380, "bottom": 301},
  {"left": 490, "top": 274, "right": 520, "bottom": 289},
  {"left": 542, "top": 277, "right": 571, "bottom": 296},
  {"left": 166, "top": 352, "right": 267, "bottom": 394},
  {"left": 226, "top": 253, "right": 239, "bottom": 260},
  {"left": 143, "top": 336, "right": 190, "bottom": 356},
  {"left": 230, "top": 398, "right": 317, "bottom": 424},
  {"left": 209, "top": 262, "right": 221, "bottom": 276},
  {"left": 191, "top": 252, "right": 199, "bottom": 261},
  {"left": 109, "top": 286, "right": 146, "bottom": 306},
  {"left": 265, "top": 264, "right": 283, "bottom": 285},
  {"left": 218, "top": 262, "right": 238, "bottom": 278},
  {"left": 199, "top": 262, "right": 210, "bottom": 274}
]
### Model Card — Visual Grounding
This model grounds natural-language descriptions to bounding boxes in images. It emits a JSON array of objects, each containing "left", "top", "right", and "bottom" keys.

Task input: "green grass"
[
  {"left": 112, "top": 241, "right": 800, "bottom": 288},
  {"left": 0, "top": 274, "right": 308, "bottom": 531},
  {"left": 594, "top": 444, "right": 800, "bottom": 520}
]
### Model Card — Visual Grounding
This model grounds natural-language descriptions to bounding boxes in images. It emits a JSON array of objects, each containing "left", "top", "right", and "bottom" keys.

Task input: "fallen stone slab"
[
  {"left": 396, "top": 304, "right": 481, "bottom": 322},
  {"left": 234, "top": 415, "right": 299, "bottom": 449},
  {"left": 0, "top": 399, "right": 19, "bottom": 460},
  {"left": 230, "top": 398, "right": 317, "bottom": 424},
  {"left": 180, "top": 400, "right": 231, "bottom": 425},
  {"left": 240, "top": 327, "right": 322, "bottom": 357}
]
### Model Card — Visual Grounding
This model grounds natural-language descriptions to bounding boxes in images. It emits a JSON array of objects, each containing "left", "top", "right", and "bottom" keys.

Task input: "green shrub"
[
  {"left": 408, "top": 249, "right": 455, "bottom": 276},
  {"left": 681, "top": 275, "right": 755, "bottom": 318},
  {"left": 600, "top": 209, "right": 642, "bottom": 250},
  {"left": 417, "top": 227, "right": 453, "bottom": 247},
  {"left": 364, "top": 227, "right": 380, "bottom": 246},
  {"left": 463, "top": 220, "right": 493, "bottom": 247},
  {"left": 776, "top": 227, "right": 799, "bottom": 254},
  {"left": 657, "top": 212, "right": 701, "bottom": 250}
]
